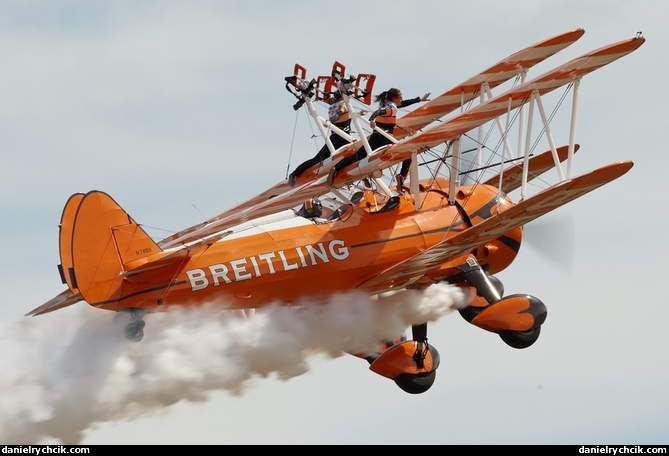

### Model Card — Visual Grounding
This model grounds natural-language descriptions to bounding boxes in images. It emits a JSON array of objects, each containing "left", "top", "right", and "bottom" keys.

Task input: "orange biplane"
[{"left": 27, "top": 29, "right": 645, "bottom": 394}]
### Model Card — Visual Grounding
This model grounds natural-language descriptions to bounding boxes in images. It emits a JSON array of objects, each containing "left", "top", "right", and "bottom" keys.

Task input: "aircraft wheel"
[
  {"left": 393, "top": 370, "right": 436, "bottom": 394},
  {"left": 124, "top": 320, "right": 146, "bottom": 343},
  {"left": 499, "top": 325, "right": 541, "bottom": 349}
]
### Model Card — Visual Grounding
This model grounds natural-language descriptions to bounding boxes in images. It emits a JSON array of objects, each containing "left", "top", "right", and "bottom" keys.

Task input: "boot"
[
  {"left": 395, "top": 174, "right": 405, "bottom": 190},
  {"left": 327, "top": 168, "right": 338, "bottom": 187}
]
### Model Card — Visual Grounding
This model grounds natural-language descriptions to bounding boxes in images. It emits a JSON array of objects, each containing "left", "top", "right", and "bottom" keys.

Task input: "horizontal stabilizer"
[
  {"left": 121, "top": 248, "right": 189, "bottom": 277},
  {"left": 121, "top": 233, "right": 226, "bottom": 277},
  {"left": 25, "top": 289, "right": 83, "bottom": 317}
]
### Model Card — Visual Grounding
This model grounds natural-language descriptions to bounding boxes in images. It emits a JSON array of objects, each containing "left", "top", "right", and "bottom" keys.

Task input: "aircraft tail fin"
[
  {"left": 61, "top": 190, "right": 168, "bottom": 307},
  {"left": 28, "top": 190, "right": 194, "bottom": 316}
]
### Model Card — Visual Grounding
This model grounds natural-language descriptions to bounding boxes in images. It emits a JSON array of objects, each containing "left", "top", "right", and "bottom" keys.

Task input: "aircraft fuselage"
[{"left": 97, "top": 182, "right": 520, "bottom": 313}]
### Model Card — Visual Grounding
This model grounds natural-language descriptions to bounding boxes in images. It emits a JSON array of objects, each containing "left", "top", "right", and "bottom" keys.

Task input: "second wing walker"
[{"left": 28, "top": 30, "right": 645, "bottom": 394}]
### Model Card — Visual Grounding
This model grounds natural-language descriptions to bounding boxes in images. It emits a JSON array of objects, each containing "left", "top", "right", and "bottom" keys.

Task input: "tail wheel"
[
  {"left": 393, "top": 370, "right": 437, "bottom": 394},
  {"left": 115, "top": 308, "right": 148, "bottom": 342},
  {"left": 499, "top": 325, "right": 541, "bottom": 349},
  {"left": 124, "top": 320, "right": 146, "bottom": 342}
]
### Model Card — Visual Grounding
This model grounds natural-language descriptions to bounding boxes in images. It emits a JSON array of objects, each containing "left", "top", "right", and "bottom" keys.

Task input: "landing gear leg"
[
  {"left": 411, "top": 323, "right": 428, "bottom": 369},
  {"left": 460, "top": 257, "right": 502, "bottom": 304},
  {"left": 456, "top": 257, "right": 503, "bottom": 323}
]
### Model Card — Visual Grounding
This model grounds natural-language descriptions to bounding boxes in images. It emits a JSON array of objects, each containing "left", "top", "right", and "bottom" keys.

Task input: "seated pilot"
[{"left": 296, "top": 197, "right": 323, "bottom": 219}]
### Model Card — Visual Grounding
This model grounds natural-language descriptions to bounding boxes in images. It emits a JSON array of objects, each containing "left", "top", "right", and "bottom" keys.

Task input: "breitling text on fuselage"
[{"left": 185, "top": 239, "right": 350, "bottom": 291}]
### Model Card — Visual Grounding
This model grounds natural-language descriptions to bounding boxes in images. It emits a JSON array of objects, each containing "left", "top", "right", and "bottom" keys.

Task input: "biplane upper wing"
[
  {"left": 331, "top": 35, "right": 645, "bottom": 187},
  {"left": 395, "top": 28, "right": 585, "bottom": 138},
  {"left": 358, "top": 160, "right": 633, "bottom": 292},
  {"left": 157, "top": 29, "right": 584, "bottom": 249},
  {"left": 160, "top": 34, "right": 643, "bottom": 249}
]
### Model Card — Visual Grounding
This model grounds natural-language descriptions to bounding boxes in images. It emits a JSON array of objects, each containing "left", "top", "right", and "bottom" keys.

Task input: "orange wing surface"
[
  {"left": 481, "top": 144, "right": 580, "bottom": 194},
  {"left": 395, "top": 28, "right": 585, "bottom": 138},
  {"left": 358, "top": 161, "right": 633, "bottom": 292},
  {"left": 343, "top": 36, "right": 645, "bottom": 186}
]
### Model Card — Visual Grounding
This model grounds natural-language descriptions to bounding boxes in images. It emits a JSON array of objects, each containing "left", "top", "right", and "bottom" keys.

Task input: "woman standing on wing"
[
  {"left": 288, "top": 91, "right": 355, "bottom": 188},
  {"left": 326, "top": 88, "right": 430, "bottom": 186}
]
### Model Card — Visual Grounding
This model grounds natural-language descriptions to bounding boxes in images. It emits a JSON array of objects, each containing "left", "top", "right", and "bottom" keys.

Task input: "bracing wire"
[
  {"left": 286, "top": 108, "right": 301, "bottom": 179},
  {"left": 285, "top": 102, "right": 327, "bottom": 180}
]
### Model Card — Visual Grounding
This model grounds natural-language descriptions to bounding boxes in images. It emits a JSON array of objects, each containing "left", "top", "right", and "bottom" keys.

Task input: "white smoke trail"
[{"left": 0, "top": 282, "right": 466, "bottom": 444}]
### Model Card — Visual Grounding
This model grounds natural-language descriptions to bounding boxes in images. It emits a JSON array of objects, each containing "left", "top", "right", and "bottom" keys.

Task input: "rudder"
[{"left": 70, "top": 190, "right": 162, "bottom": 307}]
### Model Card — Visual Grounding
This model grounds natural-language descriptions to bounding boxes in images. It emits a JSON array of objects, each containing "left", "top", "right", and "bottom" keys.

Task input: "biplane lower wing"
[
  {"left": 358, "top": 161, "right": 633, "bottom": 292},
  {"left": 481, "top": 144, "right": 580, "bottom": 194},
  {"left": 157, "top": 181, "right": 292, "bottom": 248},
  {"left": 160, "top": 178, "right": 331, "bottom": 249},
  {"left": 395, "top": 28, "right": 585, "bottom": 138}
]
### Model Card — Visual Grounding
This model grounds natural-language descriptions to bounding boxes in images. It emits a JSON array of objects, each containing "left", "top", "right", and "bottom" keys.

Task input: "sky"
[{"left": 1, "top": 0, "right": 667, "bottom": 445}]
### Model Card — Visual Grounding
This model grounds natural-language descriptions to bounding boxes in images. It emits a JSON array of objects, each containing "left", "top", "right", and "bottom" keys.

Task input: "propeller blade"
[{"left": 523, "top": 214, "right": 576, "bottom": 271}]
